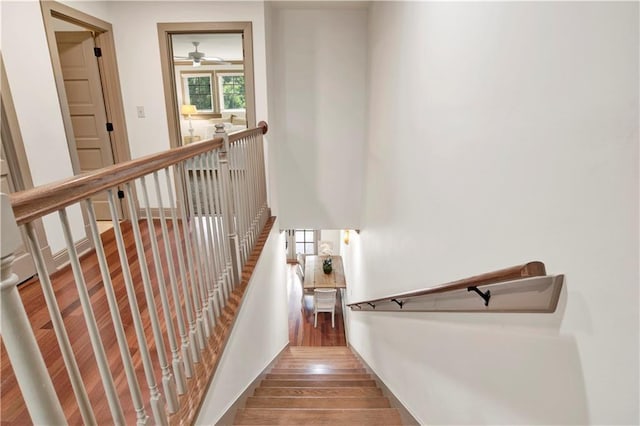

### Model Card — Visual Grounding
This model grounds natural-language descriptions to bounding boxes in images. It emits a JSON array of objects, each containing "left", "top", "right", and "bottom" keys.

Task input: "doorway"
[
  {"left": 158, "top": 22, "right": 257, "bottom": 149},
  {"left": 41, "top": 1, "right": 131, "bottom": 224}
]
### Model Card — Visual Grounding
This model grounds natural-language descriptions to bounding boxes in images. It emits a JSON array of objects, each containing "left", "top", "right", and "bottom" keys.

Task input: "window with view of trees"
[
  {"left": 218, "top": 74, "right": 245, "bottom": 110},
  {"left": 184, "top": 74, "right": 213, "bottom": 111}
]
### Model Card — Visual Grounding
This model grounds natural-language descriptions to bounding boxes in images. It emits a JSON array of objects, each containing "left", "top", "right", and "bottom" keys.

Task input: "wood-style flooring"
[
  {"left": 0, "top": 217, "right": 275, "bottom": 425},
  {"left": 286, "top": 264, "right": 347, "bottom": 347}
]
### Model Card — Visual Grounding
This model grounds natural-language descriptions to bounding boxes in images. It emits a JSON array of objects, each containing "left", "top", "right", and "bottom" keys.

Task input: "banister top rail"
[
  {"left": 228, "top": 120, "right": 268, "bottom": 145},
  {"left": 10, "top": 122, "right": 268, "bottom": 226},
  {"left": 346, "top": 261, "right": 547, "bottom": 308}
]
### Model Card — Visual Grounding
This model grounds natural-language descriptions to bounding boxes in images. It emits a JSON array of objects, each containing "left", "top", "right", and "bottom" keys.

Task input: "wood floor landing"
[
  {"left": 1, "top": 217, "right": 275, "bottom": 425},
  {"left": 287, "top": 265, "right": 346, "bottom": 347},
  {"left": 233, "top": 347, "right": 402, "bottom": 425}
]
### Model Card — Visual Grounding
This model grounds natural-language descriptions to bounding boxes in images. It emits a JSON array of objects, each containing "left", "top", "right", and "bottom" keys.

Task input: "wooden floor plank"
[
  {"left": 1, "top": 216, "right": 276, "bottom": 425},
  {"left": 286, "top": 265, "right": 346, "bottom": 347}
]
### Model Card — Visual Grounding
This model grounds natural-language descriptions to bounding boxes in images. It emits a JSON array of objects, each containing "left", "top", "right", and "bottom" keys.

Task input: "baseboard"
[
  {"left": 215, "top": 343, "right": 289, "bottom": 425},
  {"left": 349, "top": 345, "right": 421, "bottom": 426},
  {"left": 53, "top": 237, "right": 92, "bottom": 270},
  {"left": 137, "top": 207, "right": 174, "bottom": 219}
]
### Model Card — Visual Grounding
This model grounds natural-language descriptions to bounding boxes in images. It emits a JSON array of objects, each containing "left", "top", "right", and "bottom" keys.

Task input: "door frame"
[
  {"left": 0, "top": 54, "right": 56, "bottom": 277},
  {"left": 40, "top": 1, "right": 133, "bottom": 223},
  {"left": 157, "top": 21, "right": 257, "bottom": 149}
]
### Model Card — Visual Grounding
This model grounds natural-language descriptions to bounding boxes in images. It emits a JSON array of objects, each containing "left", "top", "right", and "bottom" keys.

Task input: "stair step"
[
  {"left": 286, "top": 347, "right": 351, "bottom": 351},
  {"left": 245, "top": 396, "right": 391, "bottom": 409},
  {"left": 234, "top": 408, "right": 402, "bottom": 425},
  {"left": 278, "top": 355, "right": 358, "bottom": 360},
  {"left": 265, "top": 374, "right": 371, "bottom": 380},
  {"left": 275, "top": 364, "right": 363, "bottom": 369},
  {"left": 270, "top": 368, "right": 367, "bottom": 374},
  {"left": 277, "top": 359, "right": 361, "bottom": 364},
  {"left": 254, "top": 387, "right": 383, "bottom": 397},
  {"left": 261, "top": 379, "right": 377, "bottom": 388}
]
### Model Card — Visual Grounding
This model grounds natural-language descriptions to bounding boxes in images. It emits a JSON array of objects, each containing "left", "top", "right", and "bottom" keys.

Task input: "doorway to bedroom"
[{"left": 158, "top": 22, "right": 257, "bottom": 148}]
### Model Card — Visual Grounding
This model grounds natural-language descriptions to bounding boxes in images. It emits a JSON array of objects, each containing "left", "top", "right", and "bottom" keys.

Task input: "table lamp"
[{"left": 180, "top": 104, "right": 198, "bottom": 139}]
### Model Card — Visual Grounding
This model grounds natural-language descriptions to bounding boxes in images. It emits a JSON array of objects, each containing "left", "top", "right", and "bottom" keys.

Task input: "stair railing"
[
  {"left": 346, "top": 261, "right": 564, "bottom": 313},
  {"left": 0, "top": 122, "right": 269, "bottom": 424}
]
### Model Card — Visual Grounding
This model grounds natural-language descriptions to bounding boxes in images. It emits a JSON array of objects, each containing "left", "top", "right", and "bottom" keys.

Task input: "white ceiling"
[{"left": 171, "top": 33, "right": 243, "bottom": 61}]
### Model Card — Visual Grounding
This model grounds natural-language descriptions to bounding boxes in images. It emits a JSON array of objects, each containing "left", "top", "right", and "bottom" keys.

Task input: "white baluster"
[
  {"left": 199, "top": 154, "right": 225, "bottom": 310},
  {"left": 58, "top": 207, "right": 125, "bottom": 424},
  {"left": 107, "top": 190, "right": 168, "bottom": 426},
  {"left": 0, "top": 194, "right": 66, "bottom": 425},
  {"left": 208, "top": 152, "right": 233, "bottom": 296},
  {"left": 125, "top": 182, "right": 179, "bottom": 413},
  {"left": 257, "top": 131, "right": 269, "bottom": 229},
  {"left": 244, "top": 138, "right": 253, "bottom": 255},
  {"left": 192, "top": 155, "right": 220, "bottom": 322},
  {"left": 177, "top": 162, "right": 208, "bottom": 350},
  {"left": 161, "top": 168, "right": 198, "bottom": 374},
  {"left": 206, "top": 152, "right": 231, "bottom": 301},
  {"left": 140, "top": 176, "right": 187, "bottom": 395},
  {"left": 216, "top": 125, "right": 242, "bottom": 286},
  {"left": 22, "top": 222, "right": 96, "bottom": 425},
  {"left": 85, "top": 200, "right": 148, "bottom": 425}
]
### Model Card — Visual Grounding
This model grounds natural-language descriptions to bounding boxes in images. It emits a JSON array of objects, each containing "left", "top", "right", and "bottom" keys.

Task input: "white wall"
[
  {"left": 2, "top": 0, "right": 271, "bottom": 248},
  {"left": 103, "top": 1, "right": 268, "bottom": 160},
  {"left": 319, "top": 229, "right": 340, "bottom": 255},
  {"left": 267, "top": 4, "right": 367, "bottom": 230},
  {"left": 2, "top": 0, "right": 86, "bottom": 253},
  {"left": 195, "top": 222, "right": 289, "bottom": 424},
  {"left": 344, "top": 2, "right": 639, "bottom": 425}
]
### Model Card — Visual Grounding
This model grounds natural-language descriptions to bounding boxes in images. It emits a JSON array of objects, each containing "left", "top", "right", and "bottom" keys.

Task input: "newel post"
[
  {"left": 0, "top": 194, "right": 66, "bottom": 424},
  {"left": 215, "top": 125, "right": 242, "bottom": 286}
]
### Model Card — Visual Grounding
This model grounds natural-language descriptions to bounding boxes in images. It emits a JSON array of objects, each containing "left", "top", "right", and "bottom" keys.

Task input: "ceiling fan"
[{"left": 174, "top": 41, "right": 230, "bottom": 67}]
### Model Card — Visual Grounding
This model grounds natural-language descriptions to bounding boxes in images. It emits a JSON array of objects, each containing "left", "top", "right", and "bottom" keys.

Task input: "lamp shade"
[{"left": 181, "top": 104, "right": 197, "bottom": 115}]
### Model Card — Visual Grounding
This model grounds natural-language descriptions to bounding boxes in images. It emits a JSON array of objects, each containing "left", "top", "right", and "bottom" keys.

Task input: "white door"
[{"left": 56, "top": 31, "right": 120, "bottom": 220}]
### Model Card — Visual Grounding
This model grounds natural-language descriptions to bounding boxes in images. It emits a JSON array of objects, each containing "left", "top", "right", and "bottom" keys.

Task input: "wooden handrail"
[
  {"left": 10, "top": 123, "right": 268, "bottom": 226},
  {"left": 346, "top": 261, "right": 547, "bottom": 307},
  {"left": 228, "top": 120, "right": 268, "bottom": 144}
]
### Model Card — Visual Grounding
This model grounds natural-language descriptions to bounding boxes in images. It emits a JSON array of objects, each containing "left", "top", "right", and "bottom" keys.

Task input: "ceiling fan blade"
[{"left": 202, "top": 57, "right": 231, "bottom": 64}]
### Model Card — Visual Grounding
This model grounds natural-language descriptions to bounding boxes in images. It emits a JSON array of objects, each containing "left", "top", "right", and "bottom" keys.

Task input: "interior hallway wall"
[
  {"left": 195, "top": 222, "right": 288, "bottom": 424},
  {"left": 344, "top": 2, "right": 639, "bottom": 424},
  {"left": 266, "top": 4, "right": 368, "bottom": 230},
  {"left": 2, "top": 0, "right": 87, "bottom": 253}
]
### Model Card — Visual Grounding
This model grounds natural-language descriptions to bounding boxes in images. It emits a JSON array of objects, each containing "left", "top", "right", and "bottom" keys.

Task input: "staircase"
[{"left": 233, "top": 346, "right": 403, "bottom": 425}]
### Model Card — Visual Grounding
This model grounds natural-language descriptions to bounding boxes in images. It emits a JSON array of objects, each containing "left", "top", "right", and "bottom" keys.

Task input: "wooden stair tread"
[
  {"left": 261, "top": 379, "right": 377, "bottom": 388},
  {"left": 232, "top": 346, "right": 405, "bottom": 425},
  {"left": 254, "top": 387, "right": 383, "bottom": 397},
  {"left": 283, "top": 348, "right": 352, "bottom": 352},
  {"left": 246, "top": 396, "right": 391, "bottom": 409},
  {"left": 266, "top": 373, "right": 370, "bottom": 380},
  {"left": 269, "top": 368, "right": 367, "bottom": 374},
  {"left": 278, "top": 356, "right": 358, "bottom": 360},
  {"left": 234, "top": 408, "right": 402, "bottom": 425},
  {"left": 275, "top": 360, "right": 363, "bottom": 368}
]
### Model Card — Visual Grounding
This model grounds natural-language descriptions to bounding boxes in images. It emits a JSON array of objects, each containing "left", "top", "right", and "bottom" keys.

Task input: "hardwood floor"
[
  {"left": 1, "top": 217, "right": 275, "bottom": 425},
  {"left": 287, "top": 265, "right": 347, "bottom": 347}
]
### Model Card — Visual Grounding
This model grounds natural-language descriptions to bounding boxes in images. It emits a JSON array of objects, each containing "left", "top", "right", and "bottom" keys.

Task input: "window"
[
  {"left": 295, "top": 229, "right": 317, "bottom": 255},
  {"left": 182, "top": 73, "right": 214, "bottom": 112},
  {"left": 217, "top": 72, "right": 245, "bottom": 111}
]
